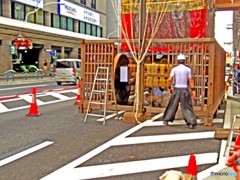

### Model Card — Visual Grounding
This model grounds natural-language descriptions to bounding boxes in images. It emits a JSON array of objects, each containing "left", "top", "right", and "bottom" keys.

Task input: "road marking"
[
  {"left": 113, "top": 131, "right": 215, "bottom": 145},
  {"left": 0, "top": 103, "right": 8, "bottom": 113},
  {"left": 42, "top": 113, "right": 220, "bottom": 179},
  {"left": 0, "top": 89, "right": 77, "bottom": 114},
  {"left": 0, "top": 141, "right": 54, "bottom": 167},
  {"left": 0, "top": 84, "right": 48, "bottom": 91},
  {"left": 146, "top": 118, "right": 223, "bottom": 127},
  {"left": 18, "top": 94, "right": 45, "bottom": 105},
  {"left": 198, "top": 140, "right": 227, "bottom": 179},
  {"left": 97, "top": 110, "right": 126, "bottom": 121},
  {"left": 42, "top": 153, "right": 218, "bottom": 180},
  {"left": 48, "top": 92, "right": 71, "bottom": 101}
]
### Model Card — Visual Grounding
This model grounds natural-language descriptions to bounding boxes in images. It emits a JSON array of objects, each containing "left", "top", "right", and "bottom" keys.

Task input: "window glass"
[
  {"left": 79, "top": 21, "right": 85, "bottom": 34},
  {"left": 76, "top": 62, "right": 80, "bottom": 68},
  {"left": 0, "top": 0, "right": 2, "bottom": 16},
  {"left": 91, "top": 0, "right": 96, "bottom": 9},
  {"left": 67, "top": 18, "right": 74, "bottom": 31},
  {"left": 14, "top": 3, "right": 24, "bottom": 21},
  {"left": 36, "top": 10, "right": 44, "bottom": 25},
  {"left": 97, "top": 26, "right": 102, "bottom": 37},
  {"left": 81, "top": 0, "right": 86, "bottom": 5},
  {"left": 26, "top": 6, "right": 34, "bottom": 23},
  {"left": 61, "top": 16, "right": 67, "bottom": 30},
  {"left": 92, "top": 25, "right": 97, "bottom": 36},
  {"left": 86, "top": 23, "right": 91, "bottom": 35},
  {"left": 52, "top": 14, "right": 60, "bottom": 28},
  {"left": 56, "top": 61, "right": 73, "bottom": 68}
]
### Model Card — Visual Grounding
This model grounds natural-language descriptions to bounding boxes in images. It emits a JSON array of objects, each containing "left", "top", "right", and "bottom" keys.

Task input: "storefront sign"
[
  {"left": 13, "top": 0, "right": 43, "bottom": 8},
  {"left": 58, "top": 0, "right": 100, "bottom": 26}
]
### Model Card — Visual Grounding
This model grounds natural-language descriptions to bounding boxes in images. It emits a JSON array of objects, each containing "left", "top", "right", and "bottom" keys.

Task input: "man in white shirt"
[{"left": 163, "top": 54, "right": 197, "bottom": 129}]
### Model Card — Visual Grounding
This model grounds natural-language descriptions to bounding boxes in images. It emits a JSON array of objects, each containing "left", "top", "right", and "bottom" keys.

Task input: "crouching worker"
[
  {"left": 146, "top": 87, "right": 164, "bottom": 107},
  {"left": 162, "top": 54, "right": 197, "bottom": 129}
]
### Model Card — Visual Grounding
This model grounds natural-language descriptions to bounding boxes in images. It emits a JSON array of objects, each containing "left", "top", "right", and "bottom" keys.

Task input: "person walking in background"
[
  {"left": 43, "top": 59, "right": 48, "bottom": 76},
  {"left": 162, "top": 54, "right": 197, "bottom": 129}
]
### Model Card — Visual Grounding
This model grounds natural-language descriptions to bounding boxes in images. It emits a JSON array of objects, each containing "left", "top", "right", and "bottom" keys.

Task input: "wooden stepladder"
[
  {"left": 224, "top": 114, "right": 240, "bottom": 157},
  {"left": 84, "top": 67, "right": 119, "bottom": 126}
]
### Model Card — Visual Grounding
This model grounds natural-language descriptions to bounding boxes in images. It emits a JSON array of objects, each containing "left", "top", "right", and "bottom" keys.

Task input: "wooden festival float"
[{"left": 79, "top": 0, "right": 226, "bottom": 126}]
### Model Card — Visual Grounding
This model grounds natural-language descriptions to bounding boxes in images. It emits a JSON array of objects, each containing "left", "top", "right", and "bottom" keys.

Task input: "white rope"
[{"left": 112, "top": 1, "right": 169, "bottom": 123}]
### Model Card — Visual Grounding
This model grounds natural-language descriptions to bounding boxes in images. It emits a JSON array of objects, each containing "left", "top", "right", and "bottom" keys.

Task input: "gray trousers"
[{"left": 163, "top": 88, "right": 197, "bottom": 126}]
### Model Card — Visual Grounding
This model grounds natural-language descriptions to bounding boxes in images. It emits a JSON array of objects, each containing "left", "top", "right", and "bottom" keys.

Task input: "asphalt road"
[{"left": 0, "top": 80, "right": 227, "bottom": 180}]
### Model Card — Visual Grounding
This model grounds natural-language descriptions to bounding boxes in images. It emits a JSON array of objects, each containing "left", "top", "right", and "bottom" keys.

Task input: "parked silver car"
[{"left": 55, "top": 59, "right": 81, "bottom": 85}]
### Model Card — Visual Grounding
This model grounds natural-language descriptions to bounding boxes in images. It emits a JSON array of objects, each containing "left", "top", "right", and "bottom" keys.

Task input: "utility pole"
[{"left": 138, "top": 0, "right": 146, "bottom": 114}]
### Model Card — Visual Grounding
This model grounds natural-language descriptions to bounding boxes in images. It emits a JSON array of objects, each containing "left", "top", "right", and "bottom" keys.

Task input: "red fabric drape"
[{"left": 121, "top": 8, "right": 207, "bottom": 52}]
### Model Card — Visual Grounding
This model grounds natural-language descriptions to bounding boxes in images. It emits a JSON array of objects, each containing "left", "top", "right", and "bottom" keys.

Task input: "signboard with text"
[{"left": 58, "top": 0, "right": 100, "bottom": 26}]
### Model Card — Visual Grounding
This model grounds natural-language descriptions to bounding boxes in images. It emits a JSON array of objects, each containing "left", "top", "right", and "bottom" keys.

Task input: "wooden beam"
[{"left": 215, "top": 2, "right": 240, "bottom": 11}]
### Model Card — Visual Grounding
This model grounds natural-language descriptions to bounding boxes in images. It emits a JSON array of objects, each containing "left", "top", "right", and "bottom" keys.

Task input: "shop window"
[
  {"left": 13, "top": 3, "right": 24, "bottom": 21},
  {"left": 92, "top": 25, "right": 97, "bottom": 36},
  {"left": 68, "top": 18, "right": 74, "bottom": 31},
  {"left": 52, "top": 14, "right": 60, "bottom": 28},
  {"left": 81, "top": 0, "right": 86, "bottom": 5},
  {"left": 61, "top": 16, "right": 67, "bottom": 30},
  {"left": 52, "top": 14, "right": 74, "bottom": 31},
  {"left": 0, "top": 0, "right": 2, "bottom": 16},
  {"left": 36, "top": 10, "right": 44, "bottom": 25},
  {"left": 97, "top": 26, "right": 102, "bottom": 37},
  {"left": 91, "top": 0, "right": 96, "bottom": 9},
  {"left": 26, "top": 6, "right": 34, "bottom": 23},
  {"left": 86, "top": 23, "right": 91, "bottom": 35},
  {"left": 79, "top": 21, "right": 86, "bottom": 34},
  {"left": 12, "top": 2, "right": 44, "bottom": 24}
]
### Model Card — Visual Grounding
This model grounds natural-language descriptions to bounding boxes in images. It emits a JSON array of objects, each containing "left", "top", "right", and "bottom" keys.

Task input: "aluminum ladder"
[
  {"left": 224, "top": 114, "right": 240, "bottom": 157},
  {"left": 84, "top": 67, "right": 119, "bottom": 126}
]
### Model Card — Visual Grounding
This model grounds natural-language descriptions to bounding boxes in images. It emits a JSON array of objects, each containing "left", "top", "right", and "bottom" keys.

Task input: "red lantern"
[{"left": 12, "top": 32, "right": 32, "bottom": 50}]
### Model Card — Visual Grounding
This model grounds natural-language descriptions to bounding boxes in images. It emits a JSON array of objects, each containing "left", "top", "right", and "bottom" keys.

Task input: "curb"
[
  {"left": 227, "top": 95, "right": 240, "bottom": 102},
  {"left": 0, "top": 77, "right": 54, "bottom": 86}
]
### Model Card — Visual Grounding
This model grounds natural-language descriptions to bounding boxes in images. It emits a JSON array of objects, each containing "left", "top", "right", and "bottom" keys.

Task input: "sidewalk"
[
  {"left": 203, "top": 86, "right": 240, "bottom": 180},
  {"left": 0, "top": 72, "right": 54, "bottom": 85}
]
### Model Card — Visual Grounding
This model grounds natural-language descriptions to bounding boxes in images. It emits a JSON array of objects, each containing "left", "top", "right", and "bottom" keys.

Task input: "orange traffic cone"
[
  {"left": 234, "top": 135, "right": 240, "bottom": 152},
  {"left": 230, "top": 135, "right": 240, "bottom": 172},
  {"left": 26, "top": 87, "right": 41, "bottom": 116},
  {"left": 186, "top": 154, "right": 198, "bottom": 179},
  {"left": 74, "top": 82, "right": 81, "bottom": 105}
]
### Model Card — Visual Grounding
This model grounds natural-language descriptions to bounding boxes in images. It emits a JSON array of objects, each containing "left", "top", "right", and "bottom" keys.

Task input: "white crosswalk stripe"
[
  {"left": 42, "top": 111, "right": 224, "bottom": 180},
  {"left": 0, "top": 89, "right": 78, "bottom": 114}
]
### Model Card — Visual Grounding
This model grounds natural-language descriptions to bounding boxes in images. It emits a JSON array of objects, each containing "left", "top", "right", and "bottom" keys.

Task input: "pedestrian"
[
  {"left": 146, "top": 87, "right": 164, "bottom": 107},
  {"left": 43, "top": 59, "right": 48, "bottom": 76},
  {"left": 49, "top": 62, "right": 54, "bottom": 77},
  {"left": 162, "top": 54, "right": 197, "bottom": 129}
]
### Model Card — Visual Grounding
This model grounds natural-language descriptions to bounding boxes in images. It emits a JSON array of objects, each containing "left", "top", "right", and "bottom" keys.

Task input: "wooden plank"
[{"left": 214, "top": 128, "right": 238, "bottom": 140}]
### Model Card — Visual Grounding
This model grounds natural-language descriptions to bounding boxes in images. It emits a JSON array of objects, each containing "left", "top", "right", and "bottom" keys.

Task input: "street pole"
[{"left": 138, "top": 0, "right": 146, "bottom": 113}]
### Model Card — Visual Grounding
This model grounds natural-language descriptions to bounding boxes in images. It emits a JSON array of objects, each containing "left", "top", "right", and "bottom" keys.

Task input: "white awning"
[{"left": 0, "top": 16, "right": 105, "bottom": 40}]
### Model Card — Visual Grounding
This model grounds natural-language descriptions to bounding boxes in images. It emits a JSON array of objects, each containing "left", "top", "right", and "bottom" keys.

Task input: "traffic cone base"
[
  {"left": 74, "top": 94, "right": 81, "bottom": 105},
  {"left": 26, "top": 87, "right": 41, "bottom": 116},
  {"left": 186, "top": 154, "right": 198, "bottom": 179},
  {"left": 74, "top": 82, "right": 81, "bottom": 105},
  {"left": 26, "top": 103, "right": 41, "bottom": 116}
]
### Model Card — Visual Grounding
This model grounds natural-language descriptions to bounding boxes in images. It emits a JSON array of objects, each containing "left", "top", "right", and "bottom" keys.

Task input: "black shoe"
[
  {"left": 186, "top": 124, "right": 194, "bottom": 129},
  {"left": 163, "top": 121, "right": 169, "bottom": 126}
]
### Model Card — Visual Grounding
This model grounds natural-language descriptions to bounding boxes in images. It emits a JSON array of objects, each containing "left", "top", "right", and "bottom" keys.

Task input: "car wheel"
[{"left": 57, "top": 82, "right": 61, "bottom": 85}]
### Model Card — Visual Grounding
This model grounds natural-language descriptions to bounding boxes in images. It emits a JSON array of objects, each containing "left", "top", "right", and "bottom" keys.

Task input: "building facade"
[{"left": 0, "top": 0, "right": 106, "bottom": 74}]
